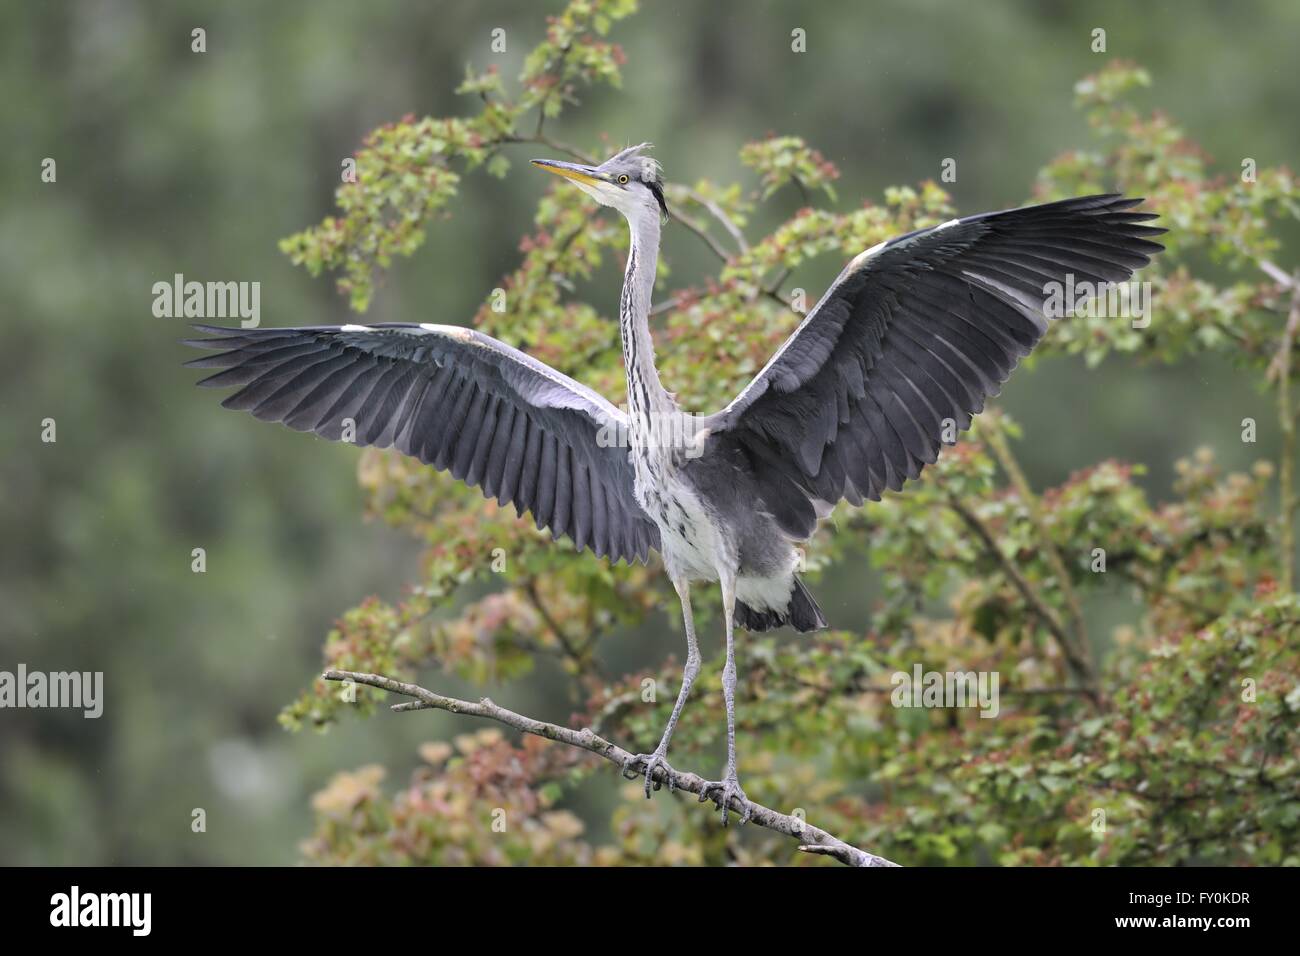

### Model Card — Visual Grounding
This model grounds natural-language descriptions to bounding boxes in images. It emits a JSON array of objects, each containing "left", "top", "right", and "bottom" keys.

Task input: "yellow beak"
[{"left": 530, "top": 158, "right": 604, "bottom": 188}]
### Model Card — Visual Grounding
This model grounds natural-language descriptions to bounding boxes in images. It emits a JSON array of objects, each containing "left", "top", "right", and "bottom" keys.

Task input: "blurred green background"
[{"left": 2, "top": 0, "right": 1296, "bottom": 864}]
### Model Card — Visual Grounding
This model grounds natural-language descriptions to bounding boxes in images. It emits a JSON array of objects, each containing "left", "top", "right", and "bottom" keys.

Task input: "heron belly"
[
  {"left": 652, "top": 490, "right": 721, "bottom": 581},
  {"left": 633, "top": 463, "right": 722, "bottom": 582}
]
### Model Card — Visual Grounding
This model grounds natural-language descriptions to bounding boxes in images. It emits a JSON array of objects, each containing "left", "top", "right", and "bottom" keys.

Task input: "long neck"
[{"left": 620, "top": 211, "right": 674, "bottom": 429}]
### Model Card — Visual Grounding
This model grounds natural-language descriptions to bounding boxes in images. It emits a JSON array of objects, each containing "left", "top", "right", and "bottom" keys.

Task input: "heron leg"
[
  {"left": 697, "top": 572, "right": 752, "bottom": 826},
  {"left": 621, "top": 576, "right": 700, "bottom": 798}
]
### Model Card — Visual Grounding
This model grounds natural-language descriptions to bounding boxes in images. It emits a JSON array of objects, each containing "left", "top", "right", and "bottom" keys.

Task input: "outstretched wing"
[
  {"left": 703, "top": 194, "right": 1165, "bottom": 536},
  {"left": 185, "top": 323, "right": 659, "bottom": 563}
]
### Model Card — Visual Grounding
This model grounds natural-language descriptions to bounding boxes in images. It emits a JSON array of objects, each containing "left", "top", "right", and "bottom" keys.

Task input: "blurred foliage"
[
  {"left": 285, "top": 6, "right": 1299, "bottom": 867},
  {"left": 279, "top": 0, "right": 638, "bottom": 311}
]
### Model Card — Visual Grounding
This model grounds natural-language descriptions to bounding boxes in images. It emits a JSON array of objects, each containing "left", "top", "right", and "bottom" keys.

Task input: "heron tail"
[
  {"left": 734, "top": 576, "right": 828, "bottom": 633},
  {"left": 788, "top": 576, "right": 828, "bottom": 632}
]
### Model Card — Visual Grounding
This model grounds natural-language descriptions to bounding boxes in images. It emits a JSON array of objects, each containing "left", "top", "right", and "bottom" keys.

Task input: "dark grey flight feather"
[
  {"left": 183, "top": 322, "right": 660, "bottom": 564},
  {"left": 703, "top": 194, "right": 1166, "bottom": 532}
]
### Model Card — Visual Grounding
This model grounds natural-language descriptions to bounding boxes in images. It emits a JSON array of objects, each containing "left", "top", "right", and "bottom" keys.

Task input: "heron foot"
[
  {"left": 621, "top": 749, "right": 679, "bottom": 798},
  {"left": 697, "top": 773, "right": 752, "bottom": 826}
]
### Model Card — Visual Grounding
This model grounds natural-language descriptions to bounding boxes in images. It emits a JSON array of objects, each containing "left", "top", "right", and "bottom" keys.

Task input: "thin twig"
[
  {"left": 654, "top": 285, "right": 791, "bottom": 316},
  {"left": 323, "top": 668, "right": 900, "bottom": 868},
  {"left": 764, "top": 265, "right": 793, "bottom": 297},
  {"left": 522, "top": 577, "right": 602, "bottom": 679},
  {"left": 671, "top": 208, "right": 735, "bottom": 264},
  {"left": 764, "top": 288, "right": 795, "bottom": 310},
  {"left": 1270, "top": 275, "right": 1300, "bottom": 592},
  {"left": 982, "top": 419, "right": 1090, "bottom": 669},
  {"left": 947, "top": 496, "right": 1100, "bottom": 702},
  {"left": 697, "top": 194, "right": 749, "bottom": 252},
  {"left": 1118, "top": 565, "right": 1223, "bottom": 623},
  {"left": 760, "top": 266, "right": 797, "bottom": 312},
  {"left": 1258, "top": 259, "right": 1295, "bottom": 289},
  {"left": 791, "top": 176, "right": 811, "bottom": 207},
  {"left": 667, "top": 185, "right": 749, "bottom": 253},
  {"left": 649, "top": 295, "right": 686, "bottom": 317}
]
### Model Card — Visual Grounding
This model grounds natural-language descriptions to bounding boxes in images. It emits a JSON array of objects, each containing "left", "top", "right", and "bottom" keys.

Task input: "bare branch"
[
  {"left": 764, "top": 265, "right": 793, "bottom": 296},
  {"left": 649, "top": 295, "right": 686, "bottom": 317},
  {"left": 517, "top": 133, "right": 596, "bottom": 166},
  {"left": 1271, "top": 275, "right": 1300, "bottom": 592},
  {"left": 522, "top": 577, "right": 600, "bottom": 677},
  {"left": 323, "top": 668, "right": 900, "bottom": 868},
  {"left": 653, "top": 284, "right": 793, "bottom": 318},
  {"left": 947, "top": 496, "right": 1100, "bottom": 702},
  {"left": 764, "top": 287, "right": 795, "bottom": 310},
  {"left": 761, "top": 266, "right": 796, "bottom": 311},
  {"left": 669, "top": 186, "right": 750, "bottom": 253},
  {"left": 671, "top": 208, "right": 736, "bottom": 264},
  {"left": 982, "top": 418, "right": 1090, "bottom": 665},
  {"left": 1259, "top": 259, "right": 1296, "bottom": 289}
]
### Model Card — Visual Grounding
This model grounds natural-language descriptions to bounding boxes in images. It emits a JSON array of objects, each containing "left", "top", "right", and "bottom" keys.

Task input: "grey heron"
[{"left": 186, "top": 143, "right": 1164, "bottom": 824}]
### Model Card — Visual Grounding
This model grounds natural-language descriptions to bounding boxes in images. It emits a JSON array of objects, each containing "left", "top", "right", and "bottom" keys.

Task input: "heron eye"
[{"left": 617, "top": 174, "right": 629, "bottom": 185}]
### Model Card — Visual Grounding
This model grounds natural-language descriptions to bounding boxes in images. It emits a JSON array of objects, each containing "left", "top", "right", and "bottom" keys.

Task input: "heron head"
[{"left": 531, "top": 143, "right": 668, "bottom": 222}]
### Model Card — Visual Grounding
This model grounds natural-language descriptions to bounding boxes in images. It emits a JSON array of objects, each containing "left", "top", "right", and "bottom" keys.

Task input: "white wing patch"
[
  {"left": 419, "top": 322, "right": 475, "bottom": 343},
  {"left": 847, "top": 240, "right": 888, "bottom": 273}
]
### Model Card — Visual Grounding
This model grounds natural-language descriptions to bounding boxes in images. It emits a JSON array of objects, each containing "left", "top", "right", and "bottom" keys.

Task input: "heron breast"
[{"left": 634, "top": 460, "right": 720, "bottom": 580}]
